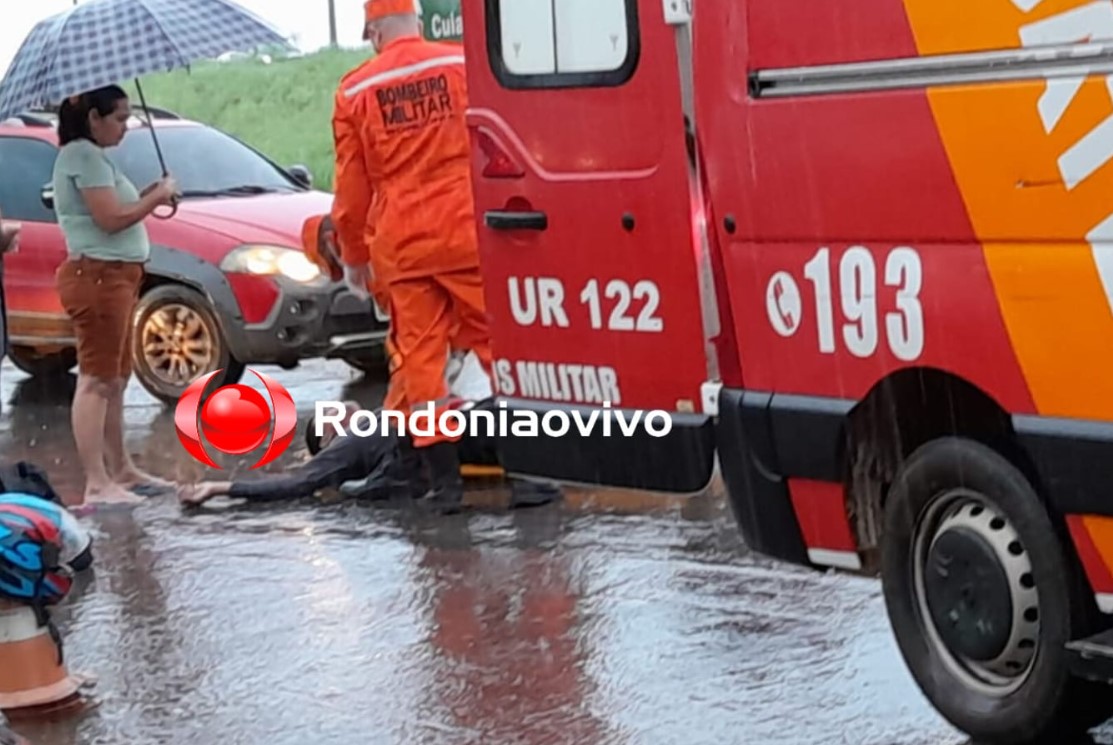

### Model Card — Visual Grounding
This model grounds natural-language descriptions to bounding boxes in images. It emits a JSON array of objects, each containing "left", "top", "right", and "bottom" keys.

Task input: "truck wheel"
[
  {"left": 131, "top": 284, "right": 245, "bottom": 405},
  {"left": 881, "top": 437, "right": 1109, "bottom": 744},
  {"left": 6, "top": 346, "right": 76, "bottom": 377}
]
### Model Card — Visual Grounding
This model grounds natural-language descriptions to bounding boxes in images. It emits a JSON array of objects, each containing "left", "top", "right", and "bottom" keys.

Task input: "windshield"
[{"left": 106, "top": 125, "right": 301, "bottom": 196}]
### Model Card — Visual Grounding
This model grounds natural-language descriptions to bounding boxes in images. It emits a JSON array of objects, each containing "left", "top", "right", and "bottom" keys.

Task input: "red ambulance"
[{"left": 460, "top": 0, "right": 1113, "bottom": 741}]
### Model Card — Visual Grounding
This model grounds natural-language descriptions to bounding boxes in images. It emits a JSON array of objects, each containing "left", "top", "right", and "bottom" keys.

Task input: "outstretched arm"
[{"left": 179, "top": 434, "right": 394, "bottom": 506}]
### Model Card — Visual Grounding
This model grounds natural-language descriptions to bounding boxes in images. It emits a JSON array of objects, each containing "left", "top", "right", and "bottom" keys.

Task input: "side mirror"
[
  {"left": 41, "top": 183, "right": 54, "bottom": 211},
  {"left": 288, "top": 165, "right": 313, "bottom": 189}
]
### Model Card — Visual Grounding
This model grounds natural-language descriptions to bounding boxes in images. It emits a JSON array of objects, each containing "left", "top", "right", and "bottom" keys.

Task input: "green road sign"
[{"left": 422, "top": 0, "right": 463, "bottom": 42}]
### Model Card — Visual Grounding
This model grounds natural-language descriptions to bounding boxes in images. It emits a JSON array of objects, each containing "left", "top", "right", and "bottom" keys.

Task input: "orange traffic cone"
[{"left": 0, "top": 600, "right": 83, "bottom": 716}]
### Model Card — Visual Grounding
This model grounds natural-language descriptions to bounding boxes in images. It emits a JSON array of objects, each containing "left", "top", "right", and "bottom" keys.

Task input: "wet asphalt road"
[{"left": 0, "top": 358, "right": 1078, "bottom": 745}]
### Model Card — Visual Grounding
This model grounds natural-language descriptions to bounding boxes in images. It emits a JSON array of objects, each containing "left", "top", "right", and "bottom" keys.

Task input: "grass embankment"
[{"left": 127, "top": 47, "right": 370, "bottom": 192}]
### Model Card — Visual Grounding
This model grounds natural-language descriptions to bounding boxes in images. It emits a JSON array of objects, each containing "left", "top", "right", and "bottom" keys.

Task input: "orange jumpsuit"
[
  {"left": 331, "top": 22, "right": 492, "bottom": 447},
  {"left": 300, "top": 211, "right": 471, "bottom": 415}
]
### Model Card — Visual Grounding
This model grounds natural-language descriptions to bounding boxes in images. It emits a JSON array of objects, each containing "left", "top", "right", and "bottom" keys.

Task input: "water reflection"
[
  {"left": 0, "top": 360, "right": 1021, "bottom": 745},
  {"left": 401, "top": 510, "right": 620, "bottom": 745}
]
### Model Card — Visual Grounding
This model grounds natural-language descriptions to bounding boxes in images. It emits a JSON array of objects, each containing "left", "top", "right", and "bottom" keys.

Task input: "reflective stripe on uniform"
[{"left": 344, "top": 55, "right": 466, "bottom": 98}]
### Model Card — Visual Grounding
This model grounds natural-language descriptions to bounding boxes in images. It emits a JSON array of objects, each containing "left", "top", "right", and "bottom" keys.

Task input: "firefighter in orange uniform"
[{"left": 331, "top": 0, "right": 492, "bottom": 514}]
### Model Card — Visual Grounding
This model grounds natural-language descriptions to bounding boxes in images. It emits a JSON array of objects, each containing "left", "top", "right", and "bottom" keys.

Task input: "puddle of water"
[{"left": 0, "top": 360, "right": 982, "bottom": 744}]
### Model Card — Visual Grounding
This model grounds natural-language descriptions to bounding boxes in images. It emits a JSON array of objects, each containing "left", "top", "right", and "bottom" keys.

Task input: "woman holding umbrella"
[
  {"left": 0, "top": 0, "right": 294, "bottom": 505},
  {"left": 53, "top": 85, "right": 178, "bottom": 505}
]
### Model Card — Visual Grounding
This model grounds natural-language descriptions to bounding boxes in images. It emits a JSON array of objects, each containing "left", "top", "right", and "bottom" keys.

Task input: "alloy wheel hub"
[{"left": 141, "top": 304, "right": 215, "bottom": 386}]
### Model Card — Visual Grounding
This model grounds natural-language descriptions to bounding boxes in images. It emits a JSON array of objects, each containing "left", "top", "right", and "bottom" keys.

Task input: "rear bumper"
[
  {"left": 492, "top": 397, "right": 717, "bottom": 493},
  {"left": 491, "top": 388, "right": 811, "bottom": 567},
  {"left": 491, "top": 390, "right": 810, "bottom": 559}
]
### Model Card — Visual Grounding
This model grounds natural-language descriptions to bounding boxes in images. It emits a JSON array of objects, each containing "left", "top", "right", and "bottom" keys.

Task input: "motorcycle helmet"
[{"left": 0, "top": 494, "right": 89, "bottom": 607}]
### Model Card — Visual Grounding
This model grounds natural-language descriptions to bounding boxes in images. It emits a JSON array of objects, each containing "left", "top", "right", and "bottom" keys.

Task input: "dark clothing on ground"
[
  {"left": 222, "top": 400, "right": 556, "bottom": 506},
  {"left": 227, "top": 431, "right": 398, "bottom": 502}
]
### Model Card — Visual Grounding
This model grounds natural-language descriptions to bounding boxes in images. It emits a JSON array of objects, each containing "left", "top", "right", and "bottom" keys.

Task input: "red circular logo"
[{"left": 174, "top": 369, "right": 297, "bottom": 470}]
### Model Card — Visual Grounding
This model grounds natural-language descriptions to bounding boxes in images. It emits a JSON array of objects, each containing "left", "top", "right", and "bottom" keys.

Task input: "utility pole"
[{"left": 328, "top": 0, "right": 337, "bottom": 47}]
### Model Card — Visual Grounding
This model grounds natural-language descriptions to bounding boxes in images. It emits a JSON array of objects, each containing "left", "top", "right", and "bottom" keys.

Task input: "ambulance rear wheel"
[{"left": 881, "top": 437, "right": 1108, "bottom": 744}]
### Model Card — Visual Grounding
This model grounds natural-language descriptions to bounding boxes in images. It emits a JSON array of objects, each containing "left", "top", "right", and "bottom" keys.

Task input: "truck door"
[
  {"left": 0, "top": 136, "right": 71, "bottom": 344},
  {"left": 461, "top": 0, "right": 715, "bottom": 490}
]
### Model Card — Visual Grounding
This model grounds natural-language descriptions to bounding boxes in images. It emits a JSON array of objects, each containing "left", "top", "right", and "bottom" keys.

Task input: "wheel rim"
[
  {"left": 140, "top": 303, "right": 216, "bottom": 388},
  {"left": 912, "top": 488, "right": 1040, "bottom": 697}
]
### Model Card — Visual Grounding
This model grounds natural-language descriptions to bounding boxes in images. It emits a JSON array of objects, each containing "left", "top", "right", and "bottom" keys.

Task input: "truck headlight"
[{"left": 220, "top": 245, "right": 322, "bottom": 283}]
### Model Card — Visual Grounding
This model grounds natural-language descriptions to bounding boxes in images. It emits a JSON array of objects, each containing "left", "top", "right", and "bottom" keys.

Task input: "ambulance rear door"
[{"left": 461, "top": 0, "right": 715, "bottom": 491}]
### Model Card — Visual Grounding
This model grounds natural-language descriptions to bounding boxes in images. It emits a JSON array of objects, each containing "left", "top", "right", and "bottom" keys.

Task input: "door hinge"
[{"left": 663, "top": 0, "right": 692, "bottom": 25}]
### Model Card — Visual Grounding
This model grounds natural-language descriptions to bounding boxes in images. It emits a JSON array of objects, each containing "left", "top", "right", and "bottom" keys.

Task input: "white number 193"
[{"left": 802, "top": 246, "right": 923, "bottom": 361}]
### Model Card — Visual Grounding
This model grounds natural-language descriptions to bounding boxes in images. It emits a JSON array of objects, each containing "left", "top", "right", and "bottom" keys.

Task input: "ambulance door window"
[
  {"left": 554, "top": 0, "right": 629, "bottom": 73},
  {"left": 497, "top": 0, "right": 556, "bottom": 75},
  {"left": 489, "top": 0, "right": 639, "bottom": 88}
]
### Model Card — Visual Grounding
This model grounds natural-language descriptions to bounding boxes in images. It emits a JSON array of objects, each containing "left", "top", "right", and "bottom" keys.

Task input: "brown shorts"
[{"left": 56, "top": 256, "right": 144, "bottom": 380}]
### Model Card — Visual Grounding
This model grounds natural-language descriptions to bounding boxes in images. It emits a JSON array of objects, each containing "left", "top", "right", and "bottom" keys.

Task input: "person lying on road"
[
  {"left": 176, "top": 397, "right": 561, "bottom": 513},
  {"left": 177, "top": 351, "right": 560, "bottom": 513}
]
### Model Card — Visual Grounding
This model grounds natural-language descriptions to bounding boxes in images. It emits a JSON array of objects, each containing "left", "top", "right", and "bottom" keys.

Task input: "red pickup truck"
[{"left": 0, "top": 107, "right": 389, "bottom": 403}]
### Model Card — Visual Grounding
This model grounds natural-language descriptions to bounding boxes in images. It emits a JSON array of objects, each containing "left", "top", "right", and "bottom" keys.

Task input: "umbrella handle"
[
  {"left": 152, "top": 198, "right": 178, "bottom": 220},
  {"left": 136, "top": 79, "right": 176, "bottom": 219},
  {"left": 134, "top": 79, "right": 170, "bottom": 178}
]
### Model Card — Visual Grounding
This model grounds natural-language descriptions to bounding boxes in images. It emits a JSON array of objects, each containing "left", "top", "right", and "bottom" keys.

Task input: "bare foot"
[
  {"left": 84, "top": 483, "right": 144, "bottom": 505},
  {"left": 177, "top": 482, "right": 230, "bottom": 507},
  {"left": 114, "top": 468, "right": 174, "bottom": 490}
]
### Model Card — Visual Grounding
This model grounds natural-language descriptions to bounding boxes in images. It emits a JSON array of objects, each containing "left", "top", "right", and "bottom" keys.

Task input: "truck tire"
[
  {"left": 881, "top": 437, "right": 1110, "bottom": 744},
  {"left": 131, "top": 284, "right": 245, "bottom": 405},
  {"left": 6, "top": 345, "right": 77, "bottom": 377}
]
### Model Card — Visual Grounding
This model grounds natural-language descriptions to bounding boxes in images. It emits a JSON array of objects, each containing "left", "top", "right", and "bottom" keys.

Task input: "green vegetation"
[{"left": 126, "top": 47, "right": 371, "bottom": 192}]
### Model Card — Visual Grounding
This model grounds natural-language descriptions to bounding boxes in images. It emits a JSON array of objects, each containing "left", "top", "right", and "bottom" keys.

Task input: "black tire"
[
  {"left": 881, "top": 437, "right": 1110, "bottom": 744},
  {"left": 131, "top": 284, "right": 245, "bottom": 405},
  {"left": 6, "top": 345, "right": 76, "bottom": 377}
]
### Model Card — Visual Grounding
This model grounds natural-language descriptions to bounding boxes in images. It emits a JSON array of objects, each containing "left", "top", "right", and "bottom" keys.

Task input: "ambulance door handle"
[{"left": 484, "top": 210, "right": 548, "bottom": 231}]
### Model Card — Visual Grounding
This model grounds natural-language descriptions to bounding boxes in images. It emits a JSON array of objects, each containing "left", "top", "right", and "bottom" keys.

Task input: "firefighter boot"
[
  {"left": 394, "top": 435, "right": 429, "bottom": 500},
  {"left": 419, "top": 442, "right": 465, "bottom": 515}
]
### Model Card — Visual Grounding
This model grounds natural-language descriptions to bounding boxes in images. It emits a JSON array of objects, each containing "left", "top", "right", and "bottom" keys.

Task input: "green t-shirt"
[{"left": 52, "top": 139, "right": 149, "bottom": 262}]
